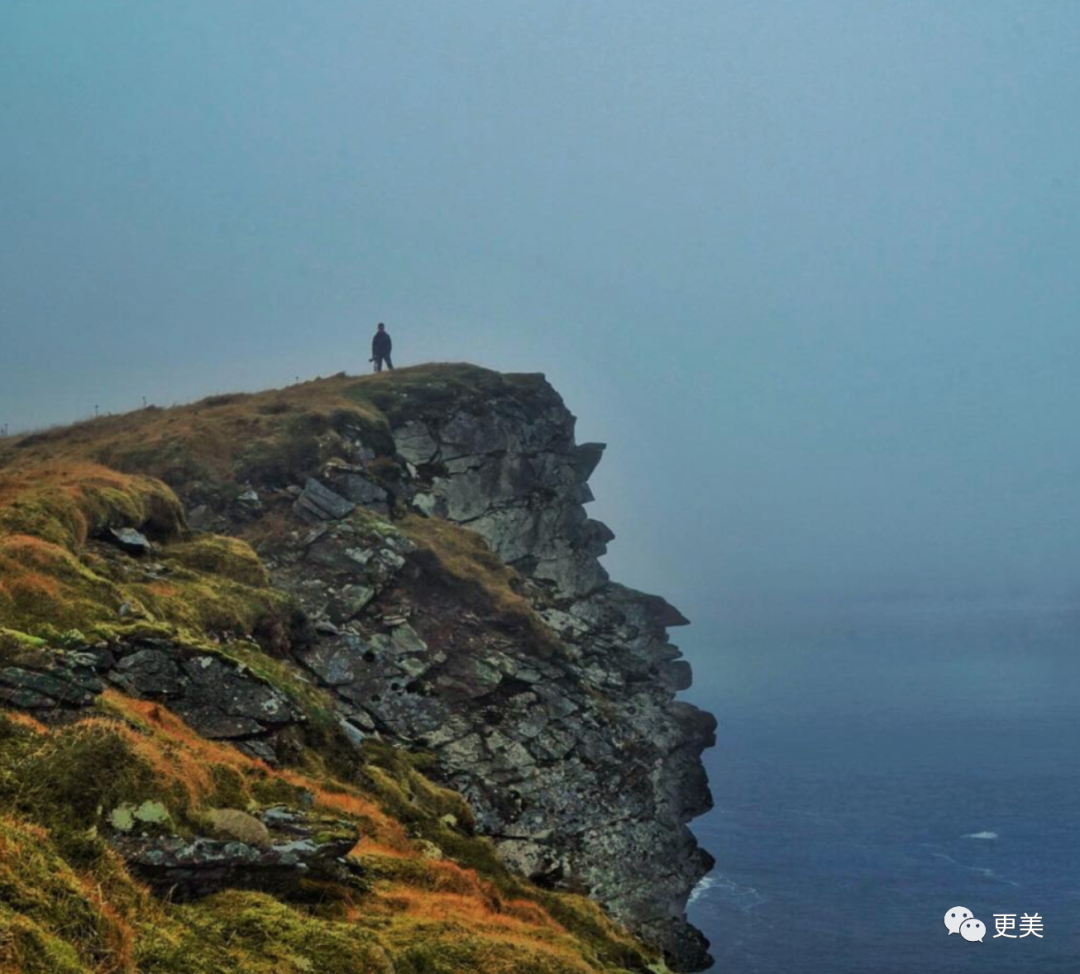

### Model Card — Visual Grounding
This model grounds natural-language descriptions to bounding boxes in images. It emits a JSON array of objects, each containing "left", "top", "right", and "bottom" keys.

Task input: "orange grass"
[
  {"left": 371, "top": 889, "right": 563, "bottom": 933},
  {"left": 103, "top": 692, "right": 412, "bottom": 850},
  {"left": 0, "top": 710, "right": 47, "bottom": 734},
  {"left": 99, "top": 693, "right": 579, "bottom": 944},
  {"left": 77, "top": 877, "right": 136, "bottom": 974},
  {"left": 276, "top": 771, "right": 411, "bottom": 850}
]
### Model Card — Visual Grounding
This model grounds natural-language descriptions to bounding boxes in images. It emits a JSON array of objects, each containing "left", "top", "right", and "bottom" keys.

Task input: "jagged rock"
[
  {"left": 0, "top": 652, "right": 106, "bottom": 711},
  {"left": 337, "top": 718, "right": 367, "bottom": 746},
  {"left": 572, "top": 442, "right": 606, "bottom": 480},
  {"left": 394, "top": 421, "right": 439, "bottom": 465},
  {"left": 171, "top": 655, "right": 298, "bottom": 740},
  {"left": 273, "top": 482, "right": 714, "bottom": 969},
  {"left": 109, "top": 803, "right": 359, "bottom": 901},
  {"left": 236, "top": 739, "right": 279, "bottom": 764},
  {"left": 2, "top": 639, "right": 303, "bottom": 762},
  {"left": 326, "top": 584, "right": 375, "bottom": 624},
  {"left": 298, "top": 636, "right": 368, "bottom": 687},
  {"left": 293, "top": 479, "right": 357, "bottom": 522},
  {"left": 333, "top": 473, "right": 390, "bottom": 512},
  {"left": 109, "top": 648, "right": 184, "bottom": 696},
  {"left": 412, "top": 491, "right": 438, "bottom": 516},
  {"left": 105, "top": 526, "right": 153, "bottom": 556},
  {"left": 343, "top": 384, "right": 715, "bottom": 970},
  {"left": 112, "top": 824, "right": 360, "bottom": 899},
  {"left": 0, "top": 369, "right": 717, "bottom": 969},
  {"left": 187, "top": 504, "right": 213, "bottom": 529},
  {"left": 657, "top": 659, "right": 693, "bottom": 691}
]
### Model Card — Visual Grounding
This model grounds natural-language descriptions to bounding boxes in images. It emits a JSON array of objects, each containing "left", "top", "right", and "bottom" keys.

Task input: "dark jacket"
[{"left": 372, "top": 330, "right": 392, "bottom": 357}]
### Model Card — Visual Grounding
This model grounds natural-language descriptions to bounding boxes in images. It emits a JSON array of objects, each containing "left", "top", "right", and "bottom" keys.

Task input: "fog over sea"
[{"left": 680, "top": 600, "right": 1080, "bottom": 974}]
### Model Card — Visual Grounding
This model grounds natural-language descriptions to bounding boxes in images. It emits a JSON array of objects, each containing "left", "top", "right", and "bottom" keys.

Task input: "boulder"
[
  {"left": 111, "top": 827, "right": 360, "bottom": 899},
  {"left": 293, "top": 479, "right": 356, "bottom": 522},
  {"left": 105, "top": 526, "right": 153, "bottom": 556}
]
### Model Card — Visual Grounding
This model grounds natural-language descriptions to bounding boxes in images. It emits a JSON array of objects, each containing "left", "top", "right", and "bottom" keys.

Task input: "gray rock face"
[
  {"left": 0, "top": 656, "right": 106, "bottom": 709},
  {"left": 270, "top": 376, "right": 717, "bottom": 971},
  {"left": 328, "top": 469, "right": 390, "bottom": 513},
  {"left": 1, "top": 638, "right": 303, "bottom": 763},
  {"left": 401, "top": 393, "right": 613, "bottom": 599}
]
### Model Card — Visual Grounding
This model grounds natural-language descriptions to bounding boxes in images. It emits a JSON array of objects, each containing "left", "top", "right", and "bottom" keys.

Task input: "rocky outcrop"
[
  {"left": 0, "top": 637, "right": 303, "bottom": 763},
  {"left": 396, "top": 386, "right": 613, "bottom": 598},
  {"left": 110, "top": 804, "right": 362, "bottom": 899},
  {"left": 263, "top": 375, "right": 717, "bottom": 971}
]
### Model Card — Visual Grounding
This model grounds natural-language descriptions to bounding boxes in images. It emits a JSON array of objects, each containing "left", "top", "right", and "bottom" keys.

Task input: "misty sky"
[{"left": 3, "top": 1, "right": 1080, "bottom": 620}]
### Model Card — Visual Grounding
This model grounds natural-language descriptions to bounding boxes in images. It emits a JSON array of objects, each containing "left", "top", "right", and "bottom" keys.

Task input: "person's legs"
[
  {"left": 373, "top": 357, "right": 383, "bottom": 373},
  {"left": 385, "top": 354, "right": 394, "bottom": 371}
]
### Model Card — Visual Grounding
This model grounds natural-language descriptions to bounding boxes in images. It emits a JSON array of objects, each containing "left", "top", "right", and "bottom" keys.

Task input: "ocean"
[{"left": 683, "top": 602, "right": 1080, "bottom": 974}]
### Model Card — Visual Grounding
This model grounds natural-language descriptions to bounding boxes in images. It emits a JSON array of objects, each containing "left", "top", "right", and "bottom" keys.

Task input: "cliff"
[{"left": 0, "top": 364, "right": 715, "bottom": 973}]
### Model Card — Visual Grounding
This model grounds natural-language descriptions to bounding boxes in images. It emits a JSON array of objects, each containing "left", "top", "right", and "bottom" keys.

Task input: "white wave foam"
[
  {"left": 688, "top": 874, "right": 719, "bottom": 905},
  {"left": 688, "top": 872, "right": 767, "bottom": 911},
  {"left": 963, "top": 831, "right": 999, "bottom": 840},
  {"left": 930, "top": 852, "right": 1021, "bottom": 888}
]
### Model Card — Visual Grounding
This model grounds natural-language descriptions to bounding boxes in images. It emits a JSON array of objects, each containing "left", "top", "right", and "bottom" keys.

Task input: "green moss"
[
  {"left": 159, "top": 891, "right": 392, "bottom": 974},
  {"left": 0, "top": 465, "right": 297, "bottom": 645},
  {"left": 399, "top": 515, "right": 562, "bottom": 660},
  {"left": 132, "top": 562, "right": 293, "bottom": 643},
  {"left": 0, "top": 908, "right": 92, "bottom": 974},
  {"left": 167, "top": 536, "right": 270, "bottom": 588},
  {"left": 11, "top": 723, "right": 182, "bottom": 840},
  {"left": 0, "top": 628, "right": 46, "bottom": 651},
  {"left": 105, "top": 438, "right": 213, "bottom": 495},
  {"left": 0, "top": 466, "right": 182, "bottom": 549},
  {"left": 388, "top": 933, "right": 597, "bottom": 974},
  {"left": 357, "top": 742, "right": 476, "bottom": 835},
  {"left": 0, "top": 815, "right": 115, "bottom": 973},
  {"left": 235, "top": 431, "right": 322, "bottom": 488}
]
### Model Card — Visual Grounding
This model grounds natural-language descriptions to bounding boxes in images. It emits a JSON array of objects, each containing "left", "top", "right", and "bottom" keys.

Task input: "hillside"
[{"left": 0, "top": 364, "right": 715, "bottom": 973}]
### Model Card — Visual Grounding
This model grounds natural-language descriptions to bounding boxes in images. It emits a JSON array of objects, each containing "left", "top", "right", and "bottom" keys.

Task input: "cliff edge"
[{"left": 0, "top": 364, "right": 715, "bottom": 972}]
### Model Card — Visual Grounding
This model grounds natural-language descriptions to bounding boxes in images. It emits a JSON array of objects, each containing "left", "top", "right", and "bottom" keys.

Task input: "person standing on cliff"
[{"left": 371, "top": 322, "right": 393, "bottom": 372}]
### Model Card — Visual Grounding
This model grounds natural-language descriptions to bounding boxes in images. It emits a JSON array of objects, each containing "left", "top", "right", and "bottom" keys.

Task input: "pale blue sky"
[{"left": 3, "top": 1, "right": 1080, "bottom": 616}]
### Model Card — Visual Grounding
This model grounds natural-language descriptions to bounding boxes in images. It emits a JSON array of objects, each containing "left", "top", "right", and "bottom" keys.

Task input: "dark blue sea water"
[{"left": 683, "top": 602, "right": 1080, "bottom": 974}]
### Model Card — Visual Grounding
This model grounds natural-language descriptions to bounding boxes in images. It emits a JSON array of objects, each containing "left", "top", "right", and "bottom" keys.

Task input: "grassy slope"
[{"left": 0, "top": 367, "right": 664, "bottom": 974}]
